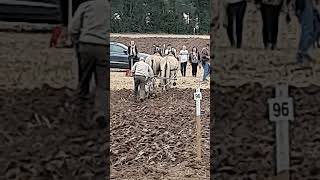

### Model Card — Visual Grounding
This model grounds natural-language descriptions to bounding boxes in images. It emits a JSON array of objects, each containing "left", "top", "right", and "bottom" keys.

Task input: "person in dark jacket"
[
  {"left": 189, "top": 47, "right": 201, "bottom": 77},
  {"left": 295, "top": 0, "right": 316, "bottom": 63},
  {"left": 255, "top": 0, "right": 291, "bottom": 50},
  {"left": 128, "top": 40, "right": 138, "bottom": 69},
  {"left": 201, "top": 44, "right": 210, "bottom": 81}
]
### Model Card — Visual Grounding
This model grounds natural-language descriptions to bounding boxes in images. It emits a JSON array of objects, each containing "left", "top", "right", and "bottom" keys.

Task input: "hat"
[{"left": 139, "top": 57, "right": 145, "bottom": 61}]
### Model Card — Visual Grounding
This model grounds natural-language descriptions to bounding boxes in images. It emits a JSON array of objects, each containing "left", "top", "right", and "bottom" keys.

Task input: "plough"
[{"left": 144, "top": 75, "right": 177, "bottom": 98}]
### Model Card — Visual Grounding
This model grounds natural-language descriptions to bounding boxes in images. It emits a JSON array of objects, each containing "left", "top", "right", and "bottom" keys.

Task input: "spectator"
[
  {"left": 161, "top": 44, "right": 166, "bottom": 56},
  {"left": 178, "top": 45, "right": 189, "bottom": 77},
  {"left": 128, "top": 41, "right": 138, "bottom": 69},
  {"left": 255, "top": 0, "right": 290, "bottom": 50},
  {"left": 69, "top": 0, "right": 108, "bottom": 129},
  {"left": 189, "top": 47, "right": 201, "bottom": 77},
  {"left": 201, "top": 44, "right": 210, "bottom": 81},
  {"left": 295, "top": 0, "right": 316, "bottom": 63},
  {"left": 223, "top": 0, "right": 247, "bottom": 48},
  {"left": 165, "top": 44, "right": 177, "bottom": 57}
]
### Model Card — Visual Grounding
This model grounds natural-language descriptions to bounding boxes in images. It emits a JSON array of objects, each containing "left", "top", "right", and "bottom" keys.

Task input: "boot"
[{"left": 94, "top": 115, "right": 107, "bottom": 129}]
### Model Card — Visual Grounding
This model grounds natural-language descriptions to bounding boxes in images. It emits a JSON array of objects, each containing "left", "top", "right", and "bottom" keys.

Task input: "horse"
[
  {"left": 159, "top": 53, "right": 179, "bottom": 91},
  {"left": 145, "top": 52, "right": 163, "bottom": 76}
]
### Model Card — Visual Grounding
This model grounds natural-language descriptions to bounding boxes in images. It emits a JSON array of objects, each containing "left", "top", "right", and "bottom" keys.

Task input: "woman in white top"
[{"left": 178, "top": 45, "right": 189, "bottom": 77}]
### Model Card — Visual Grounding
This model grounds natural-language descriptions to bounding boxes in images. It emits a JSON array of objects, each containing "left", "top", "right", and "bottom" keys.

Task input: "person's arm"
[
  {"left": 200, "top": 48, "right": 205, "bottom": 59},
  {"left": 128, "top": 46, "right": 130, "bottom": 56},
  {"left": 187, "top": 51, "right": 190, "bottom": 63},
  {"left": 69, "top": 3, "right": 84, "bottom": 42},
  {"left": 148, "top": 65, "right": 154, "bottom": 77},
  {"left": 135, "top": 46, "right": 138, "bottom": 56},
  {"left": 131, "top": 63, "right": 137, "bottom": 72}
]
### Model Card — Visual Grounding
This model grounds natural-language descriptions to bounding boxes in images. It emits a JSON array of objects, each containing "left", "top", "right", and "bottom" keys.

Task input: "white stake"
[
  {"left": 268, "top": 82, "right": 294, "bottom": 179},
  {"left": 194, "top": 84, "right": 202, "bottom": 161}
]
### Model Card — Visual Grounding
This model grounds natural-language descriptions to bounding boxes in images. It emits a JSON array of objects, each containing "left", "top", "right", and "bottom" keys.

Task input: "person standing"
[
  {"left": 128, "top": 40, "right": 138, "bottom": 69},
  {"left": 161, "top": 44, "right": 166, "bottom": 56},
  {"left": 255, "top": 0, "right": 290, "bottom": 50},
  {"left": 165, "top": 44, "right": 177, "bottom": 57},
  {"left": 178, "top": 45, "right": 189, "bottom": 77},
  {"left": 201, "top": 44, "right": 210, "bottom": 81},
  {"left": 189, "top": 47, "right": 201, "bottom": 77},
  {"left": 224, "top": 0, "right": 247, "bottom": 48},
  {"left": 131, "top": 57, "right": 154, "bottom": 102},
  {"left": 295, "top": 0, "right": 316, "bottom": 63},
  {"left": 69, "top": 0, "right": 108, "bottom": 129}
]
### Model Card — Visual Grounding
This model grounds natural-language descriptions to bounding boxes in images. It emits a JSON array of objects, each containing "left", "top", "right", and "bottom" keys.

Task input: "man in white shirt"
[
  {"left": 178, "top": 45, "right": 189, "bottom": 77},
  {"left": 131, "top": 57, "right": 154, "bottom": 101}
]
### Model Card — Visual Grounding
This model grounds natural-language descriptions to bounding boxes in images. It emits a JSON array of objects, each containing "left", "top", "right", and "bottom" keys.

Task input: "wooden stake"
[{"left": 196, "top": 115, "right": 201, "bottom": 161}]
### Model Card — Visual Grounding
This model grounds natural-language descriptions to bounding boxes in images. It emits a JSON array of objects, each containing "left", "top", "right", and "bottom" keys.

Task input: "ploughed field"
[{"left": 110, "top": 88, "right": 210, "bottom": 180}]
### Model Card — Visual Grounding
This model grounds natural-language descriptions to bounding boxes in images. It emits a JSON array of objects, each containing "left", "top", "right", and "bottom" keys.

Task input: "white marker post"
[
  {"left": 194, "top": 86, "right": 202, "bottom": 161},
  {"left": 268, "top": 82, "right": 294, "bottom": 179}
]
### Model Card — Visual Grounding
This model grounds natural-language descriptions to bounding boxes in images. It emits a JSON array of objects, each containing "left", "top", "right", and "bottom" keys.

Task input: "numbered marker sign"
[
  {"left": 194, "top": 91, "right": 202, "bottom": 100},
  {"left": 268, "top": 97, "right": 294, "bottom": 122}
]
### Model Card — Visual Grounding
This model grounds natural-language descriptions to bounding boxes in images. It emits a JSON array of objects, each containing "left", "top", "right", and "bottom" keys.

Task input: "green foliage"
[{"left": 111, "top": 0, "right": 209, "bottom": 34}]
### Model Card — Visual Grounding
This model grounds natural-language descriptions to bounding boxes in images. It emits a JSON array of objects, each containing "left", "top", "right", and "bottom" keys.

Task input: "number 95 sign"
[{"left": 268, "top": 97, "right": 294, "bottom": 122}]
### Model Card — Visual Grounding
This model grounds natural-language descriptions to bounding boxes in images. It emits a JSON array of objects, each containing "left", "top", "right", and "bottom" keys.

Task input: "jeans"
[
  {"left": 226, "top": 0, "right": 247, "bottom": 48},
  {"left": 260, "top": 3, "right": 282, "bottom": 47},
  {"left": 297, "top": 0, "right": 315, "bottom": 61},
  {"left": 203, "top": 62, "right": 210, "bottom": 81},
  {"left": 77, "top": 43, "right": 107, "bottom": 122},
  {"left": 180, "top": 62, "right": 187, "bottom": 77}
]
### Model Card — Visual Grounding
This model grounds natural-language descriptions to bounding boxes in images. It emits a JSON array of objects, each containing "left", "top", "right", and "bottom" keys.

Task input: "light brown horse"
[
  {"left": 159, "top": 54, "right": 179, "bottom": 90},
  {"left": 145, "top": 52, "right": 163, "bottom": 76}
]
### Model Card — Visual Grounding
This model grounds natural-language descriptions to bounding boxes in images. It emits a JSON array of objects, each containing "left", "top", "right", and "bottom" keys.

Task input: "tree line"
[{"left": 111, "top": 0, "right": 209, "bottom": 35}]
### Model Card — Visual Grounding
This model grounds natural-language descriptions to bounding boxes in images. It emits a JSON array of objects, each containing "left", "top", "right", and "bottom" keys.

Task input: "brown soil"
[
  {"left": 111, "top": 89, "right": 210, "bottom": 180},
  {"left": 0, "top": 86, "right": 108, "bottom": 179},
  {"left": 111, "top": 36, "right": 209, "bottom": 55}
]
